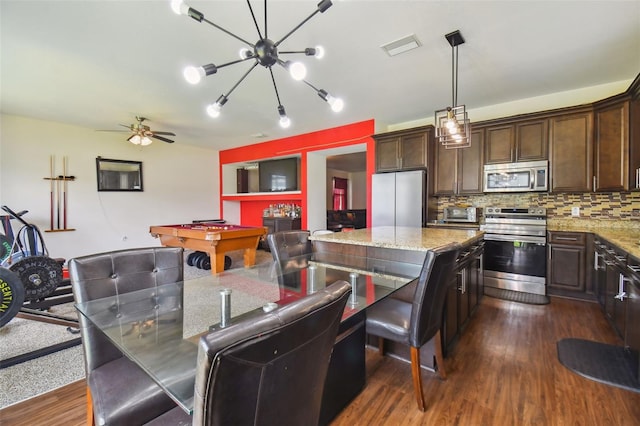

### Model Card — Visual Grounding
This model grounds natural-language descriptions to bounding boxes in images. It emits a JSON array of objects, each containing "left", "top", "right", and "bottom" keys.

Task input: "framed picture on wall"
[{"left": 96, "top": 157, "right": 143, "bottom": 191}]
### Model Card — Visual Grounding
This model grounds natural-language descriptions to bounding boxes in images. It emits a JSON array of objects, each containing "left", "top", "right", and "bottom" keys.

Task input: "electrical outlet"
[{"left": 571, "top": 207, "right": 580, "bottom": 217}]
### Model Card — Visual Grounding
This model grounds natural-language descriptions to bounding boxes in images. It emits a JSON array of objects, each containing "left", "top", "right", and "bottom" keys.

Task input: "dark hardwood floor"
[{"left": 2, "top": 295, "right": 640, "bottom": 425}]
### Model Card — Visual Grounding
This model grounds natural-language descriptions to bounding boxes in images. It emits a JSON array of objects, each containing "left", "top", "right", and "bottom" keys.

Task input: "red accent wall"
[{"left": 219, "top": 120, "right": 376, "bottom": 227}]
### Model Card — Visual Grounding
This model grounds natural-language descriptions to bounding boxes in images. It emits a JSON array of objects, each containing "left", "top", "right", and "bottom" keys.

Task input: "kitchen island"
[{"left": 310, "top": 226, "right": 485, "bottom": 371}]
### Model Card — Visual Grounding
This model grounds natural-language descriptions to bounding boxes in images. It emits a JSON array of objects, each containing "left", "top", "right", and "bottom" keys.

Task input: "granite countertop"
[
  {"left": 547, "top": 219, "right": 640, "bottom": 260},
  {"left": 309, "top": 226, "right": 484, "bottom": 252}
]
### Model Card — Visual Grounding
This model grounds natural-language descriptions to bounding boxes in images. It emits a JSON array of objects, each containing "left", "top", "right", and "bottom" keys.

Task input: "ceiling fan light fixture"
[
  {"left": 128, "top": 134, "right": 141, "bottom": 145},
  {"left": 140, "top": 136, "right": 153, "bottom": 146}
]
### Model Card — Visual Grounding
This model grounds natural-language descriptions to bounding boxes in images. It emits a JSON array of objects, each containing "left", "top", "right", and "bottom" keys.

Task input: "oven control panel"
[{"left": 484, "top": 207, "right": 546, "bottom": 216}]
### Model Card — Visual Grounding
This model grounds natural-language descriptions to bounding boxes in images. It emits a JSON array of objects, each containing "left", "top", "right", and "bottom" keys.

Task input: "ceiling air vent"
[{"left": 381, "top": 34, "right": 421, "bottom": 57}]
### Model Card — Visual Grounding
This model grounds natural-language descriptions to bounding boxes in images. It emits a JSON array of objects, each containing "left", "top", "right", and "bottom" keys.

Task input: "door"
[
  {"left": 371, "top": 173, "right": 395, "bottom": 227},
  {"left": 395, "top": 170, "right": 425, "bottom": 227}
]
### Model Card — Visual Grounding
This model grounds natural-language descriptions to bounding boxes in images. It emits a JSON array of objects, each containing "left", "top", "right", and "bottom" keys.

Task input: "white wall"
[
  {"left": 307, "top": 152, "right": 327, "bottom": 233},
  {"left": 0, "top": 114, "right": 219, "bottom": 262}
]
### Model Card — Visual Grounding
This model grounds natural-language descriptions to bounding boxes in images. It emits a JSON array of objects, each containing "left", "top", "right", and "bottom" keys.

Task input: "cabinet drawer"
[{"left": 548, "top": 231, "right": 586, "bottom": 246}]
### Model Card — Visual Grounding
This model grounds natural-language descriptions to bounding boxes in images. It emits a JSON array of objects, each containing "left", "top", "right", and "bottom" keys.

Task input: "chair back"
[
  {"left": 409, "top": 243, "right": 461, "bottom": 348},
  {"left": 69, "top": 247, "right": 184, "bottom": 372},
  {"left": 193, "top": 280, "right": 351, "bottom": 426},
  {"left": 267, "top": 230, "right": 312, "bottom": 290}
]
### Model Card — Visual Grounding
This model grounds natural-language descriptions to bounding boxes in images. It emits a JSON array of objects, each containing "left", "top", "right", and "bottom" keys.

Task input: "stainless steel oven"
[{"left": 480, "top": 207, "right": 547, "bottom": 295}]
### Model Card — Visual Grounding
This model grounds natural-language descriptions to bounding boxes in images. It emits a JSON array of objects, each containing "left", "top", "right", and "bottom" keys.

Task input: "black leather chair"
[
  {"left": 266, "top": 230, "right": 312, "bottom": 298},
  {"left": 145, "top": 280, "right": 352, "bottom": 426},
  {"left": 68, "top": 247, "right": 184, "bottom": 426},
  {"left": 365, "top": 243, "right": 461, "bottom": 412}
]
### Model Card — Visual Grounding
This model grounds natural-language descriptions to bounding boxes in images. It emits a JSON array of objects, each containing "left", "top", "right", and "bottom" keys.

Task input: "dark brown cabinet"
[
  {"left": 594, "top": 97, "right": 632, "bottom": 192},
  {"left": 433, "top": 129, "right": 483, "bottom": 195},
  {"left": 483, "top": 119, "right": 547, "bottom": 164},
  {"left": 549, "top": 109, "right": 594, "bottom": 192},
  {"left": 261, "top": 217, "right": 301, "bottom": 250},
  {"left": 374, "top": 126, "right": 432, "bottom": 172},
  {"left": 547, "top": 231, "right": 593, "bottom": 299}
]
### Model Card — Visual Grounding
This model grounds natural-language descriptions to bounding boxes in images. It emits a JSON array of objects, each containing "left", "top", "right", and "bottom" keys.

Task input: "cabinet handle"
[
  {"left": 615, "top": 274, "right": 630, "bottom": 301},
  {"left": 604, "top": 260, "right": 614, "bottom": 266},
  {"left": 594, "top": 251, "right": 600, "bottom": 271},
  {"left": 555, "top": 236, "right": 578, "bottom": 241},
  {"left": 628, "top": 265, "right": 640, "bottom": 273}
]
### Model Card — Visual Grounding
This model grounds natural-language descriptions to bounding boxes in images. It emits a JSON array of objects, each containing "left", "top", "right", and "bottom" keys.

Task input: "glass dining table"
[{"left": 75, "top": 251, "right": 423, "bottom": 419}]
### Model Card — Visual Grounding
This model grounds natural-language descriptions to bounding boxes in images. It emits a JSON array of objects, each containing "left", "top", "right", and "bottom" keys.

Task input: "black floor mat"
[
  {"left": 557, "top": 338, "right": 640, "bottom": 393},
  {"left": 484, "top": 286, "right": 550, "bottom": 305}
]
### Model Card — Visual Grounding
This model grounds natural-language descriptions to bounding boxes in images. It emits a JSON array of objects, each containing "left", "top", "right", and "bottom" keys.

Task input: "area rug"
[
  {"left": 484, "top": 286, "right": 550, "bottom": 305},
  {"left": 557, "top": 338, "right": 640, "bottom": 393}
]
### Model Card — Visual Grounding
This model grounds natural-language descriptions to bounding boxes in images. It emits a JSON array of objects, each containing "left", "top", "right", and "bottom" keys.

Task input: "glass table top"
[{"left": 75, "top": 251, "right": 423, "bottom": 413}]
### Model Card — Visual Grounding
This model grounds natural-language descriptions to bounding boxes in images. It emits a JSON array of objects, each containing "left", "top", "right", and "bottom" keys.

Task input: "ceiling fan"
[{"left": 98, "top": 116, "right": 176, "bottom": 145}]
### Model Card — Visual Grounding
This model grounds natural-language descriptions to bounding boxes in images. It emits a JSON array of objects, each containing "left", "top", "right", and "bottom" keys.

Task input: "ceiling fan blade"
[
  {"left": 151, "top": 134, "right": 175, "bottom": 144},
  {"left": 118, "top": 123, "right": 133, "bottom": 129},
  {"left": 152, "top": 131, "right": 177, "bottom": 136},
  {"left": 96, "top": 129, "right": 131, "bottom": 132}
]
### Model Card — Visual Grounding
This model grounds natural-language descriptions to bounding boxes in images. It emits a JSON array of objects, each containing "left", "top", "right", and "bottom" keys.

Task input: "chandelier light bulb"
[
  {"left": 170, "top": 0, "right": 189, "bottom": 16},
  {"left": 207, "top": 102, "right": 222, "bottom": 118},
  {"left": 184, "top": 66, "right": 204, "bottom": 84},
  {"left": 314, "top": 46, "right": 325, "bottom": 59},
  {"left": 453, "top": 133, "right": 463, "bottom": 142},
  {"left": 140, "top": 136, "right": 153, "bottom": 146},
  {"left": 288, "top": 62, "right": 307, "bottom": 81},
  {"left": 238, "top": 48, "right": 252, "bottom": 60},
  {"left": 279, "top": 115, "right": 291, "bottom": 128},
  {"left": 327, "top": 95, "right": 344, "bottom": 112}
]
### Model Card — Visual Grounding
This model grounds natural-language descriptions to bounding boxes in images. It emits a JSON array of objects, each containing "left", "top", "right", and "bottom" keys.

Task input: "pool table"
[{"left": 149, "top": 223, "right": 267, "bottom": 275}]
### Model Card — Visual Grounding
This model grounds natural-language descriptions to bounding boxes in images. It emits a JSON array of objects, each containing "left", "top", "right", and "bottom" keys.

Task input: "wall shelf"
[{"left": 222, "top": 191, "right": 303, "bottom": 201}]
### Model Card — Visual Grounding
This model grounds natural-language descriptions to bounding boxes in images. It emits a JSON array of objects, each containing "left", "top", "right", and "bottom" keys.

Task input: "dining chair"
[
  {"left": 266, "top": 230, "right": 312, "bottom": 297},
  {"left": 144, "top": 280, "right": 352, "bottom": 426},
  {"left": 68, "top": 246, "right": 184, "bottom": 426},
  {"left": 365, "top": 243, "right": 461, "bottom": 412}
]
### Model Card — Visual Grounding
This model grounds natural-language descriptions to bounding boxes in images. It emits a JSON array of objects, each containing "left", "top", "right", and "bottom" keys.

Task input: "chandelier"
[
  {"left": 434, "top": 30, "right": 471, "bottom": 149},
  {"left": 171, "top": 0, "right": 344, "bottom": 129}
]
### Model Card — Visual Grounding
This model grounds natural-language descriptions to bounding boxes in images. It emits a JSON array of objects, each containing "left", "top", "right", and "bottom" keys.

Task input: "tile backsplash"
[{"left": 437, "top": 192, "right": 640, "bottom": 221}]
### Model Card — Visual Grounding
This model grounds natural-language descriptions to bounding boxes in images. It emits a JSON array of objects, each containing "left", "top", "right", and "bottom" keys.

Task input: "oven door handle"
[{"left": 484, "top": 233, "right": 546, "bottom": 244}]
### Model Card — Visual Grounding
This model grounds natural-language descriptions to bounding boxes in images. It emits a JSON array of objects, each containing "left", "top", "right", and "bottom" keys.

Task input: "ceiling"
[{"left": 1, "top": 1, "right": 639, "bottom": 152}]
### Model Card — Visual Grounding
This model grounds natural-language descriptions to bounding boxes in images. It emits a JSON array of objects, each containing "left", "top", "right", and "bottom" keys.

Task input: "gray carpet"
[
  {"left": 0, "top": 249, "right": 273, "bottom": 409},
  {"left": 484, "top": 286, "right": 550, "bottom": 305}
]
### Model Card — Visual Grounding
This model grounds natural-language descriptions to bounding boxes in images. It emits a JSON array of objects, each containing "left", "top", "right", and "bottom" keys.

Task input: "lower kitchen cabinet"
[{"left": 547, "top": 231, "right": 594, "bottom": 300}]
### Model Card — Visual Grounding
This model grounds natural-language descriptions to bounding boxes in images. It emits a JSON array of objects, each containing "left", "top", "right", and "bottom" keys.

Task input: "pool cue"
[
  {"left": 63, "top": 156, "right": 68, "bottom": 229},
  {"left": 49, "top": 155, "right": 54, "bottom": 230}
]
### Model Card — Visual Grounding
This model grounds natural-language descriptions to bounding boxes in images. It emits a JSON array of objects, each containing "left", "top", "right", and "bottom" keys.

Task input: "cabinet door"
[
  {"left": 484, "top": 125, "right": 515, "bottom": 164},
  {"left": 400, "top": 132, "right": 429, "bottom": 170},
  {"left": 457, "top": 129, "right": 484, "bottom": 194},
  {"left": 630, "top": 97, "right": 640, "bottom": 190},
  {"left": 433, "top": 141, "right": 457, "bottom": 195},
  {"left": 594, "top": 101, "right": 629, "bottom": 192},
  {"left": 375, "top": 136, "right": 401, "bottom": 172},
  {"left": 457, "top": 268, "right": 470, "bottom": 329},
  {"left": 549, "top": 111, "right": 593, "bottom": 192},
  {"left": 548, "top": 245, "right": 586, "bottom": 293},
  {"left": 516, "top": 119, "right": 548, "bottom": 161}
]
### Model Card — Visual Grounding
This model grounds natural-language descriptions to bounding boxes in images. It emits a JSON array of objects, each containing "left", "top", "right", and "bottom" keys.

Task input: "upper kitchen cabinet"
[
  {"left": 629, "top": 75, "right": 640, "bottom": 191},
  {"left": 434, "top": 128, "right": 484, "bottom": 195},
  {"left": 374, "top": 126, "right": 433, "bottom": 172},
  {"left": 484, "top": 119, "right": 548, "bottom": 164},
  {"left": 593, "top": 95, "right": 630, "bottom": 192},
  {"left": 549, "top": 108, "right": 594, "bottom": 193}
]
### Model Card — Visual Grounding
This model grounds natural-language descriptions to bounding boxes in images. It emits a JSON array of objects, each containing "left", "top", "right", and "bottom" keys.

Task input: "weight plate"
[
  {"left": 0, "top": 235, "right": 12, "bottom": 263},
  {"left": 202, "top": 255, "right": 211, "bottom": 270},
  {"left": 0, "top": 267, "right": 25, "bottom": 327},
  {"left": 192, "top": 252, "right": 205, "bottom": 269},
  {"left": 196, "top": 253, "right": 207, "bottom": 270},
  {"left": 9, "top": 256, "right": 62, "bottom": 301},
  {"left": 224, "top": 255, "right": 232, "bottom": 270},
  {"left": 186, "top": 252, "right": 197, "bottom": 266},
  {"left": 1, "top": 250, "right": 46, "bottom": 268}
]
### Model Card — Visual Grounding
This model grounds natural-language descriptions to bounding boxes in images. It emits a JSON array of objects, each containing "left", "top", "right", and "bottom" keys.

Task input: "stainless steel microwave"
[
  {"left": 483, "top": 160, "right": 548, "bottom": 193},
  {"left": 443, "top": 207, "right": 481, "bottom": 223}
]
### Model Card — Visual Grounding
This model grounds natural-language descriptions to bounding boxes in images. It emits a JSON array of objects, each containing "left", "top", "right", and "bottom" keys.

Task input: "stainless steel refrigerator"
[{"left": 371, "top": 170, "right": 432, "bottom": 227}]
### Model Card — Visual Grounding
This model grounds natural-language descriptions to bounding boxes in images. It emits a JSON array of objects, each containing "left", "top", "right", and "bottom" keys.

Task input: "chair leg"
[
  {"left": 378, "top": 337, "right": 385, "bottom": 355},
  {"left": 410, "top": 346, "right": 426, "bottom": 412},
  {"left": 86, "top": 385, "right": 94, "bottom": 426},
  {"left": 434, "top": 329, "right": 447, "bottom": 380}
]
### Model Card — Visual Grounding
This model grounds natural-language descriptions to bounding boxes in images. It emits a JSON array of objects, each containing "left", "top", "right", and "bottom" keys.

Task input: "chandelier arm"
[
  {"left": 216, "top": 57, "right": 257, "bottom": 71},
  {"left": 268, "top": 67, "right": 283, "bottom": 106},
  {"left": 202, "top": 17, "right": 254, "bottom": 47},
  {"left": 224, "top": 62, "right": 260, "bottom": 99},
  {"left": 246, "top": 0, "right": 264, "bottom": 41},
  {"left": 274, "top": 10, "right": 320, "bottom": 47},
  {"left": 302, "top": 79, "right": 319, "bottom": 92}
]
